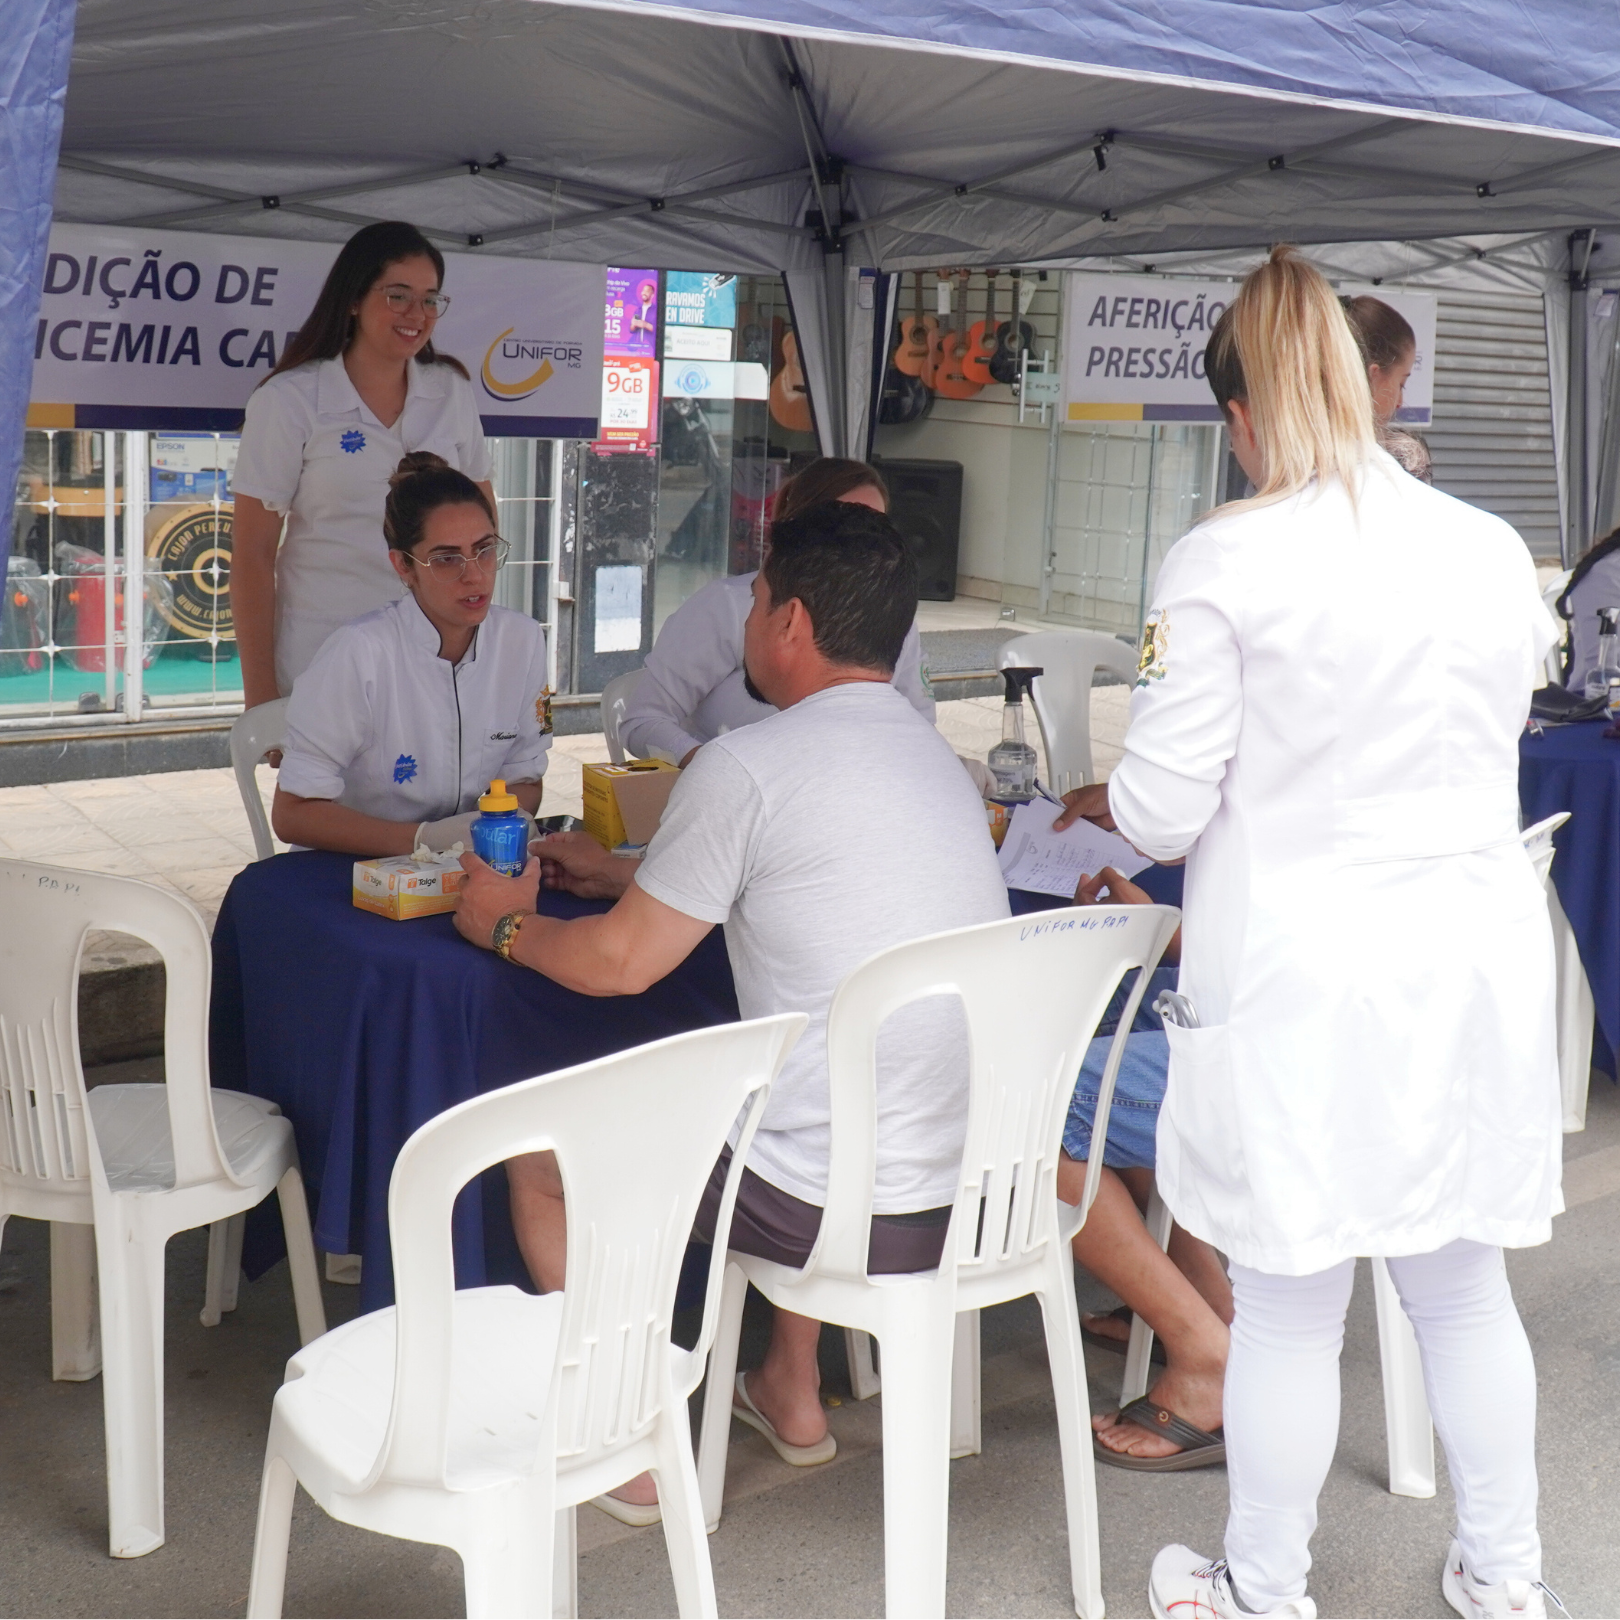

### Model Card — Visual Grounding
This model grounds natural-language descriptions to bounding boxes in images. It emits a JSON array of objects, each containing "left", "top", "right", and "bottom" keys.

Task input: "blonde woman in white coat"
[{"left": 1058, "top": 248, "right": 1563, "bottom": 1620}]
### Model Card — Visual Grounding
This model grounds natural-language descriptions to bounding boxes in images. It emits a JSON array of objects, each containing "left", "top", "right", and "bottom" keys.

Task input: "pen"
[{"left": 1033, "top": 779, "right": 1065, "bottom": 808}]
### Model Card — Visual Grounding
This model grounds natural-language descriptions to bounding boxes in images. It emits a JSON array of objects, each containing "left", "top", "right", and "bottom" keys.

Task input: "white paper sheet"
[{"left": 997, "top": 800, "right": 1152, "bottom": 899}]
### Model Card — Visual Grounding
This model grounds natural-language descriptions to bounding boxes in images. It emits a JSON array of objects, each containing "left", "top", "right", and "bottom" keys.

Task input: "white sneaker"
[
  {"left": 1149, "top": 1545, "right": 1317, "bottom": 1619},
  {"left": 1442, "top": 1539, "right": 1567, "bottom": 1618}
]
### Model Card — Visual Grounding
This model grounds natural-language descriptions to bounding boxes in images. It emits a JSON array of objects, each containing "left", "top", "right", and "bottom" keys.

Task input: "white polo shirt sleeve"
[
  {"left": 635, "top": 744, "right": 763, "bottom": 924},
  {"left": 620, "top": 580, "right": 748, "bottom": 762},
  {"left": 279, "top": 632, "right": 375, "bottom": 802},
  {"left": 496, "top": 623, "right": 553, "bottom": 782},
  {"left": 232, "top": 372, "right": 314, "bottom": 515},
  {"left": 447, "top": 369, "right": 494, "bottom": 485}
]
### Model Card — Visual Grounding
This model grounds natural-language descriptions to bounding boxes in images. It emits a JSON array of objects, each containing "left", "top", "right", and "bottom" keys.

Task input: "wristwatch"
[{"left": 491, "top": 910, "right": 528, "bottom": 962}]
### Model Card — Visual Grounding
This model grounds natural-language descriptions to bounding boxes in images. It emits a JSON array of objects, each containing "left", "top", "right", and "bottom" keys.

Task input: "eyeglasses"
[
  {"left": 380, "top": 286, "right": 451, "bottom": 317},
  {"left": 408, "top": 538, "right": 509, "bottom": 578}
]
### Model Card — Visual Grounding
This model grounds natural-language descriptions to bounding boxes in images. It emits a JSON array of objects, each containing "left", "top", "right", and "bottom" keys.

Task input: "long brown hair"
[
  {"left": 773, "top": 457, "right": 888, "bottom": 524},
  {"left": 384, "top": 452, "right": 494, "bottom": 555},
  {"left": 265, "top": 221, "right": 467, "bottom": 383},
  {"left": 1341, "top": 295, "right": 1416, "bottom": 372},
  {"left": 1203, "top": 246, "right": 1377, "bottom": 513}
]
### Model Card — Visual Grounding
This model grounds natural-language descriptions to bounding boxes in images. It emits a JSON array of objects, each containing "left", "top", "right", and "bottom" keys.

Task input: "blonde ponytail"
[{"left": 1203, "top": 245, "right": 1377, "bottom": 515}]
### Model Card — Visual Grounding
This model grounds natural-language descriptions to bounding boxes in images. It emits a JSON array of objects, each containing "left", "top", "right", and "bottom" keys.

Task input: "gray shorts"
[{"left": 694, "top": 1149, "right": 952, "bottom": 1275}]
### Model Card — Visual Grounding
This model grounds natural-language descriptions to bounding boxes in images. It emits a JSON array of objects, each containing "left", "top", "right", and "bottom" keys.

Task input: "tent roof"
[{"left": 56, "top": 0, "right": 1620, "bottom": 273}]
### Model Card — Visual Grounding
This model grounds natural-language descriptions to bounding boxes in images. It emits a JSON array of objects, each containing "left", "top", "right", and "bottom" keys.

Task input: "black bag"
[{"left": 1529, "top": 683, "right": 1608, "bottom": 724}]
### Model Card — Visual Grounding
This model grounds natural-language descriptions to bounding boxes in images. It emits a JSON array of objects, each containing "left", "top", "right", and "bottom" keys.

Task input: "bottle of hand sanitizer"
[{"left": 988, "top": 667, "right": 1042, "bottom": 801}]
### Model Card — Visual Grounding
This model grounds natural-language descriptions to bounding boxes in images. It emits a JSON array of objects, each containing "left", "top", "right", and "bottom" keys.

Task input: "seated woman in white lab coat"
[
  {"left": 619, "top": 458, "right": 935, "bottom": 767},
  {"left": 272, "top": 452, "right": 550, "bottom": 856}
]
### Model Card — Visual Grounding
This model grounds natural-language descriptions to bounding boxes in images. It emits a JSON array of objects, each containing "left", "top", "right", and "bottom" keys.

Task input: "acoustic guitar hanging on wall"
[{"left": 769, "top": 327, "right": 814, "bottom": 433}]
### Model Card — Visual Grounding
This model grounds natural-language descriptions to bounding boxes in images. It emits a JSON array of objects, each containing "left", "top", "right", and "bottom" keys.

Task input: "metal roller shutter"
[{"left": 1428, "top": 290, "right": 1562, "bottom": 560}]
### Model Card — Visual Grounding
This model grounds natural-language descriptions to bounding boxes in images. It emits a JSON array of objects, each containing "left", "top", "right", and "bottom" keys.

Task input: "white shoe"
[
  {"left": 1442, "top": 1539, "right": 1567, "bottom": 1618},
  {"left": 1149, "top": 1545, "right": 1316, "bottom": 1618}
]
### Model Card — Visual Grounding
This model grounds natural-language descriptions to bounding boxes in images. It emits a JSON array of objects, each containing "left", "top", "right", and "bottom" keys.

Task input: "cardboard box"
[
  {"left": 581, "top": 759, "right": 680, "bottom": 849},
  {"left": 353, "top": 853, "right": 466, "bottom": 920}
]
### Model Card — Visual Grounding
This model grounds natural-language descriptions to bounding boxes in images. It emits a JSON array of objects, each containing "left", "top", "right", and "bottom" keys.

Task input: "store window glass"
[
  {"left": 653, "top": 271, "right": 813, "bottom": 637},
  {"left": 3, "top": 427, "right": 559, "bottom": 723}
]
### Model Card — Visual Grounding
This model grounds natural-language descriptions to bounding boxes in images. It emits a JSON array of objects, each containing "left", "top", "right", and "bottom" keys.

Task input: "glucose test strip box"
[
  {"left": 581, "top": 759, "right": 680, "bottom": 849},
  {"left": 353, "top": 853, "right": 466, "bottom": 920}
]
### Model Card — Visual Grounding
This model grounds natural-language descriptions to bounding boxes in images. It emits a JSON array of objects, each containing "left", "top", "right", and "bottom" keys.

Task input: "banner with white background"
[
  {"left": 30, "top": 223, "right": 604, "bottom": 437},
  {"left": 1063, "top": 272, "right": 1435, "bottom": 425}
]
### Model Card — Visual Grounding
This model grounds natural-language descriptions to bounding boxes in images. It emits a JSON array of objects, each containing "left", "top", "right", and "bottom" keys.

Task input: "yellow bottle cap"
[{"left": 479, "top": 778, "right": 519, "bottom": 813}]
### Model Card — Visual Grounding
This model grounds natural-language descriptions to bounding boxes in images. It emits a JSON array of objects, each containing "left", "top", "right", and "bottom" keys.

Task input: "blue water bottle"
[{"left": 472, "top": 779, "right": 528, "bottom": 876}]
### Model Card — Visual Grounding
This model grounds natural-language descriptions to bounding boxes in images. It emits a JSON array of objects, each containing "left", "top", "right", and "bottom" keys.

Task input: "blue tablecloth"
[
  {"left": 209, "top": 851, "right": 739, "bottom": 1312},
  {"left": 1521, "top": 720, "right": 1620, "bottom": 1073},
  {"left": 209, "top": 850, "right": 1185, "bottom": 1314}
]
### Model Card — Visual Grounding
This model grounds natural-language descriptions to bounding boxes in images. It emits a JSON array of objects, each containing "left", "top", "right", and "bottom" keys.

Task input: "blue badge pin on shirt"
[
  {"left": 393, "top": 754, "right": 417, "bottom": 783},
  {"left": 341, "top": 429, "right": 366, "bottom": 454}
]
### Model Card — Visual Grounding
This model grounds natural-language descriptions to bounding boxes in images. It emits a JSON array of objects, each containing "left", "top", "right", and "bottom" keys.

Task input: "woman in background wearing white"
[
  {"left": 1060, "top": 248, "right": 1562, "bottom": 1619},
  {"left": 231, "top": 220, "right": 493, "bottom": 707}
]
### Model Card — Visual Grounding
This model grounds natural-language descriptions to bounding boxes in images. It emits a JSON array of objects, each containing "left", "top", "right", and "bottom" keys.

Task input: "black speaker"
[{"left": 872, "top": 457, "right": 962, "bottom": 602}]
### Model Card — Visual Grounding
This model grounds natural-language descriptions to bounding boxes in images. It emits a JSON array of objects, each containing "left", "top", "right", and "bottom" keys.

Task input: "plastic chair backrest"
[
  {"left": 1521, "top": 810, "right": 1568, "bottom": 888},
  {"left": 373, "top": 1013, "right": 805, "bottom": 1496},
  {"left": 815, "top": 905, "right": 1179, "bottom": 1289},
  {"left": 600, "top": 669, "right": 645, "bottom": 765},
  {"left": 0, "top": 859, "right": 233, "bottom": 1197},
  {"left": 1540, "top": 571, "right": 1571, "bottom": 688},
  {"left": 230, "top": 700, "right": 288, "bottom": 862},
  {"left": 997, "top": 630, "right": 1139, "bottom": 791}
]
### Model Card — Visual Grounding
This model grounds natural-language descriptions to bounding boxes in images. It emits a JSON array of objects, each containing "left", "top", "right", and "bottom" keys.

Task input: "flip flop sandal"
[
  {"left": 1093, "top": 1395, "right": 1226, "bottom": 1472},
  {"left": 732, "top": 1371, "right": 838, "bottom": 1466},
  {"left": 1080, "top": 1305, "right": 1168, "bottom": 1366},
  {"left": 590, "top": 1490, "right": 661, "bottom": 1527}
]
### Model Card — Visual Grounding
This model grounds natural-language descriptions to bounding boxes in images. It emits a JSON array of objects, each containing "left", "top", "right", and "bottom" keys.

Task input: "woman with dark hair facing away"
[
  {"left": 1342, "top": 293, "right": 1418, "bottom": 427},
  {"left": 231, "top": 221, "right": 494, "bottom": 707},
  {"left": 618, "top": 457, "right": 934, "bottom": 766},
  {"left": 271, "top": 454, "right": 549, "bottom": 857},
  {"left": 1059, "top": 248, "right": 1561, "bottom": 1617}
]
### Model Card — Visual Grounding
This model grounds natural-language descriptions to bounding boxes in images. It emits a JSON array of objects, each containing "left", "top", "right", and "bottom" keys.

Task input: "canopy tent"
[{"left": 5, "top": 0, "right": 1620, "bottom": 579}]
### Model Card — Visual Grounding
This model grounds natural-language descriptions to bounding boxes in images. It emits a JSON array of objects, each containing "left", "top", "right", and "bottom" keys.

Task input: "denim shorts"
[{"left": 1061, "top": 1030, "right": 1171, "bottom": 1170}]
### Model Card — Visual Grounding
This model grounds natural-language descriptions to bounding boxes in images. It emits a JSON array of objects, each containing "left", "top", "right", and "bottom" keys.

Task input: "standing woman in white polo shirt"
[{"left": 231, "top": 220, "right": 493, "bottom": 706}]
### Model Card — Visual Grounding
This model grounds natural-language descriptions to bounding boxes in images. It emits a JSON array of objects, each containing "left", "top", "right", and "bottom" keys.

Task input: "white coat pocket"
[{"left": 1158, "top": 1022, "right": 1248, "bottom": 1217}]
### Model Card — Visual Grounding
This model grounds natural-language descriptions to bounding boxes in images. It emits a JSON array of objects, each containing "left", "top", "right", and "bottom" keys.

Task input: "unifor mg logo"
[{"left": 480, "top": 332, "right": 584, "bottom": 401}]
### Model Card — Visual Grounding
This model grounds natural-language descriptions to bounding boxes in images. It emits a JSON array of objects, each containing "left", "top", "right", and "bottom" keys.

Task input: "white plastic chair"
[
  {"left": 600, "top": 668, "right": 645, "bottom": 765},
  {"left": 230, "top": 698, "right": 287, "bottom": 862},
  {"left": 696, "top": 904, "right": 1180, "bottom": 1619},
  {"left": 1521, "top": 811, "right": 1594, "bottom": 1131},
  {"left": 248, "top": 1013, "right": 805, "bottom": 1620},
  {"left": 1121, "top": 814, "right": 1586, "bottom": 1503},
  {"left": 1541, "top": 569, "right": 1570, "bottom": 688},
  {"left": 0, "top": 858, "right": 326, "bottom": 1558},
  {"left": 998, "top": 630, "right": 1140, "bottom": 792}
]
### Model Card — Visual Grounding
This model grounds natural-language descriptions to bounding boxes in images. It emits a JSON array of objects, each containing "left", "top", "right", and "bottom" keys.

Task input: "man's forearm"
[{"left": 505, "top": 910, "right": 656, "bottom": 996}]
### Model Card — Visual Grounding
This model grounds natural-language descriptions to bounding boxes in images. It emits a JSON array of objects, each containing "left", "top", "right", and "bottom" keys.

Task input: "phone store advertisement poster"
[
  {"left": 605, "top": 267, "right": 658, "bottom": 360},
  {"left": 664, "top": 271, "right": 736, "bottom": 332},
  {"left": 1062, "top": 272, "right": 1435, "bottom": 426},
  {"left": 31, "top": 222, "right": 605, "bottom": 438}
]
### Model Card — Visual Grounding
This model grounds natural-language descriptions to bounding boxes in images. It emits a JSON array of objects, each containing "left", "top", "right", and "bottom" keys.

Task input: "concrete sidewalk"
[{"left": 1, "top": 1076, "right": 1616, "bottom": 1619}]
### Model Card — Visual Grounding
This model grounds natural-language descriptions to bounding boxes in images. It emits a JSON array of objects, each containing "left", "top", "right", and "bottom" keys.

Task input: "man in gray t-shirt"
[{"left": 456, "top": 501, "right": 1007, "bottom": 1514}]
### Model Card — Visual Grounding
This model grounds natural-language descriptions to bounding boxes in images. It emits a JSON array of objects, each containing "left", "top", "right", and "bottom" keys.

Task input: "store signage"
[
  {"left": 605, "top": 267, "right": 658, "bottom": 360},
  {"left": 1063, "top": 272, "right": 1435, "bottom": 426},
  {"left": 598, "top": 357, "right": 658, "bottom": 451},
  {"left": 661, "top": 360, "right": 768, "bottom": 401},
  {"left": 664, "top": 271, "right": 737, "bottom": 331},
  {"left": 30, "top": 223, "right": 605, "bottom": 437},
  {"left": 1062, "top": 274, "right": 1235, "bottom": 422},
  {"left": 664, "top": 325, "right": 733, "bottom": 361}
]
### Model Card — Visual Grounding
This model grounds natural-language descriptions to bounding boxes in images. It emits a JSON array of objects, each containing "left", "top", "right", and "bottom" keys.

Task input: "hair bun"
[{"left": 389, "top": 450, "right": 449, "bottom": 490}]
